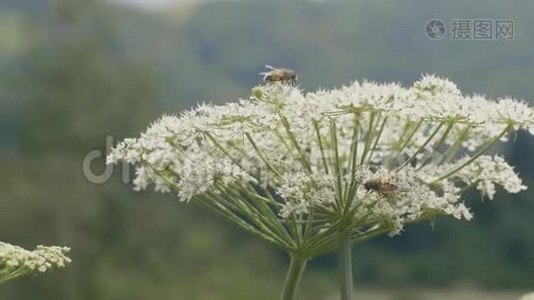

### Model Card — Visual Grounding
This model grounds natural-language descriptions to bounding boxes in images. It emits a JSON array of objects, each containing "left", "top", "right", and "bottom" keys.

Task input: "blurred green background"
[{"left": 1, "top": 0, "right": 533, "bottom": 299}]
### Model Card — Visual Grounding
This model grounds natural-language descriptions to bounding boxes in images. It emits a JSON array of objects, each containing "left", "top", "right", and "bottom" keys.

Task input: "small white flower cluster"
[
  {"left": 108, "top": 75, "right": 532, "bottom": 244},
  {"left": 0, "top": 241, "right": 71, "bottom": 283},
  {"left": 276, "top": 171, "right": 336, "bottom": 218},
  {"left": 456, "top": 155, "right": 527, "bottom": 200}
]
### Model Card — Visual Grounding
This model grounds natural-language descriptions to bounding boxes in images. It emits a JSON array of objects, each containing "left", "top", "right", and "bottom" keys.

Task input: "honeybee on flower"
[
  {"left": 259, "top": 65, "right": 298, "bottom": 85},
  {"left": 364, "top": 175, "right": 398, "bottom": 197}
]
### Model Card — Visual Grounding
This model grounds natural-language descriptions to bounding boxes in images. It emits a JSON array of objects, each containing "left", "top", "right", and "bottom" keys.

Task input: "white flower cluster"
[
  {"left": 455, "top": 155, "right": 527, "bottom": 200},
  {"left": 354, "top": 166, "right": 472, "bottom": 235},
  {"left": 0, "top": 241, "right": 71, "bottom": 283},
  {"left": 108, "top": 75, "right": 532, "bottom": 243},
  {"left": 276, "top": 171, "right": 336, "bottom": 218}
]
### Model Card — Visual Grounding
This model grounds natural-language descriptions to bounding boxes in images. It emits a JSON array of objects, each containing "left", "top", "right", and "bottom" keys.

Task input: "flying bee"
[
  {"left": 259, "top": 65, "right": 298, "bottom": 85},
  {"left": 364, "top": 176, "right": 398, "bottom": 198}
]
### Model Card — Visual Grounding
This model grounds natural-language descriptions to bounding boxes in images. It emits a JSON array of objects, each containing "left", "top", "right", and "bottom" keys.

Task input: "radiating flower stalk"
[
  {"left": 0, "top": 241, "right": 71, "bottom": 283},
  {"left": 108, "top": 75, "right": 533, "bottom": 300}
]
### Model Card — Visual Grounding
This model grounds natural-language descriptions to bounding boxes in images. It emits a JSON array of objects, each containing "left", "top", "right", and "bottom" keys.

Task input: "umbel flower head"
[
  {"left": 0, "top": 241, "right": 71, "bottom": 283},
  {"left": 108, "top": 75, "right": 532, "bottom": 256}
]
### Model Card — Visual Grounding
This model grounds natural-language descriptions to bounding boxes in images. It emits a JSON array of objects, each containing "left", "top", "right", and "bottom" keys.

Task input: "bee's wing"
[
  {"left": 258, "top": 71, "right": 270, "bottom": 80},
  {"left": 264, "top": 65, "right": 275, "bottom": 70}
]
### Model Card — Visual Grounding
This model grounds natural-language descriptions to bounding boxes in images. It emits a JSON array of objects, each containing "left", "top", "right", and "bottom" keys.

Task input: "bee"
[
  {"left": 259, "top": 65, "right": 297, "bottom": 85},
  {"left": 364, "top": 176, "right": 398, "bottom": 198}
]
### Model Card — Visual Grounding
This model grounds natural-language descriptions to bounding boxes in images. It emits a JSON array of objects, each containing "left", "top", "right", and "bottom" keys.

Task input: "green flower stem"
[
  {"left": 387, "top": 120, "right": 423, "bottom": 167},
  {"left": 242, "top": 187, "right": 297, "bottom": 246},
  {"left": 417, "top": 121, "right": 455, "bottom": 170},
  {"left": 0, "top": 268, "right": 27, "bottom": 284},
  {"left": 303, "top": 207, "right": 317, "bottom": 241},
  {"left": 204, "top": 132, "right": 259, "bottom": 180},
  {"left": 281, "top": 254, "right": 308, "bottom": 300},
  {"left": 309, "top": 224, "right": 389, "bottom": 259},
  {"left": 281, "top": 117, "right": 312, "bottom": 173},
  {"left": 344, "top": 115, "right": 361, "bottom": 210},
  {"left": 432, "top": 124, "right": 512, "bottom": 183},
  {"left": 396, "top": 121, "right": 444, "bottom": 172},
  {"left": 195, "top": 196, "right": 272, "bottom": 244},
  {"left": 360, "top": 111, "right": 377, "bottom": 164},
  {"left": 330, "top": 119, "right": 344, "bottom": 212},
  {"left": 212, "top": 186, "right": 294, "bottom": 248},
  {"left": 349, "top": 115, "right": 360, "bottom": 181},
  {"left": 303, "top": 220, "right": 343, "bottom": 250},
  {"left": 313, "top": 120, "right": 330, "bottom": 174},
  {"left": 245, "top": 132, "right": 282, "bottom": 177},
  {"left": 439, "top": 124, "right": 471, "bottom": 164},
  {"left": 339, "top": 231, "right": 353, "bottom": 300},
  {"left": 365, "top": 117, "right": 388, "bottom": 165}
]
